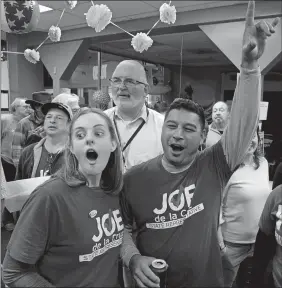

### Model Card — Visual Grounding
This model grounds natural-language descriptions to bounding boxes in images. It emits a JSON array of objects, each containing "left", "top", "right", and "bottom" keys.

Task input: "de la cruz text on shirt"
[
  {"left": 145, "top": 184, "right": 205, "bottom": 230},
  {"left": 79, "top": 208, "right": 124, "bottom": 262}
]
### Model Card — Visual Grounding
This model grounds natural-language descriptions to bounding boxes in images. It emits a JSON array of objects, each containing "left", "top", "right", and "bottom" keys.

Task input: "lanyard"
[{"left": 113, "top": 108, "right": 149, "bottom": 164}]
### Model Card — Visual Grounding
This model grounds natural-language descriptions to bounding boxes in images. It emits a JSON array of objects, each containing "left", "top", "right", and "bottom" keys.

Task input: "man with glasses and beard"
[
  {"left": 120, "top": 2, "right": 279, "bottom": 287},
  {"left": 104, "top": 60, "right": 164, "bottom": 172},
  {"left": 206, "top": 101, "right": 230, "bottom": 148}
]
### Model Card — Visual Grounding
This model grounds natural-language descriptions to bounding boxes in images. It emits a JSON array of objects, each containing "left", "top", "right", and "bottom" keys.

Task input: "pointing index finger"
[{"left": 245, "top": 0, "right": 255, "bottom": 27}]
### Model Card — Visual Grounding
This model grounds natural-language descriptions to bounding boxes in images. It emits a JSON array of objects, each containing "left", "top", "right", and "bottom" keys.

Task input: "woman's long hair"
[{"left": 56, "top": 107, "right": 123, "bottom": 195}]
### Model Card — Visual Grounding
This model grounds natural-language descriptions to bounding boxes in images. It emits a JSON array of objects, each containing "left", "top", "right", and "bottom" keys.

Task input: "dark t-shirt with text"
[
  {"left": 259, "top": 185, "right": 282, "bottom": 287},
  {"left": 121, "top": 141, "right": 232, "bottom": 287},
  {"left": 8, "top": 178, "right": 124, "bottom": 287}
]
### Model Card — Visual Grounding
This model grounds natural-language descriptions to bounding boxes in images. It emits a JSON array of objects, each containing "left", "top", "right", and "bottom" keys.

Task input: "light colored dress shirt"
[{"left": 104, "top": 105, "right": 164, "bottom": 172}]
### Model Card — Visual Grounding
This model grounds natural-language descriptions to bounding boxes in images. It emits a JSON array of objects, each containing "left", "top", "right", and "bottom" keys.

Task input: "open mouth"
[
  {"left": 118, "top": 94, "right": 130, "bottom": 98},
  {"left": 170, "top": 144, "right": 184, "bottom": 152},
  {"left": 86, "top": 149, "right": 98, "bottom": 161}
]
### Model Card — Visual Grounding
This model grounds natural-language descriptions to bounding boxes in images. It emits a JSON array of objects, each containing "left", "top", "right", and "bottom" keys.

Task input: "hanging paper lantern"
[{"left": 1, "top": 1, "right": 40, "bottom": 34}]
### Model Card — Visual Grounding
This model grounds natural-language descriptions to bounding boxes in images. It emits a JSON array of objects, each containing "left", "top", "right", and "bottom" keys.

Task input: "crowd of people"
[{"left": 0, "top": 1, "right": 281, "bottom": 287}]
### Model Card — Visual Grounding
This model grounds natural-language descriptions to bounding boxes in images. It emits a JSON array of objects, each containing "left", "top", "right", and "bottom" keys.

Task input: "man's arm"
[
  {"left": 119, "top": 187, "right": 159, "bottom": 287},
  {"left": 221, "top": 1, "right": 279, "bottom": 171}
]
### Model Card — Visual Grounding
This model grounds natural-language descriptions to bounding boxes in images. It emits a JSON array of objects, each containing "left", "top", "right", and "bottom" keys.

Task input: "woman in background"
[
  {"left": 220, "top": 128, "right": 271, "bottom": 287},
  {"left": 2, "top": 108, "right": 124, "bottom": 287}
]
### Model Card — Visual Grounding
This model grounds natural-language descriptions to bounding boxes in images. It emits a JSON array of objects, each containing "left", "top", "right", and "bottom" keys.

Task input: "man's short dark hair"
[{"left": 165, "top": 98, "right": 206, "bottom": 130}]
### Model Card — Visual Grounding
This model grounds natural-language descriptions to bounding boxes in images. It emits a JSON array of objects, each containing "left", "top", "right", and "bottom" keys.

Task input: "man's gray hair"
[{"left": 10, "top": 98, "right": 27, "bottom": 113}]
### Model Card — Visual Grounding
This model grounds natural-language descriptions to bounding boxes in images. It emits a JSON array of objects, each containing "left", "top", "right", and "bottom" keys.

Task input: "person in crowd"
[
  {"left": 119, "top": 3, "right": 278, "bottom": 287},
  {"left": 219, "top": 128, "right": 270, "bottom": 287},
  {"left": 272, "top": 162, "right": 282, "bottom": 189},
  {"left": 145, "top": 96, "right": 154, "bottom": 109},
  {"left": 104, "top": 60, "right": 164, "bottom": 172},
  {"left": 205, "top": 101, "right": 230, "bottom": 148},
  {"left": 24, "top": 93, "right": 81, "bottom": 147},
  {"left": 153, "top": 97, "right": 162, "bottom": 113},
  {"left": 2, "top": 108, "right": 124, "bottom": 287},
  {"left": 251, "top": 184, "right": 282, "bottom": 288},
  {"left": 52, "top": 93, "right": 80, "bottom": 115},
  {"left": 15, "top": 102, "right": 72, "bottom": 180},
  {"left": 12, "top": 91, "right": 52, "bottom": 167},
  {"left": 1, "top": 98, "right": 31, "bottom": 231},
  {"left": 157, "top": 101, "right": 169, "bottom": 116},
  {"left": 1, "top": 162, "right": 8, "bottom": 226},
  {"left": 1, "top": 98, "right": 30, "bottom": 176}
]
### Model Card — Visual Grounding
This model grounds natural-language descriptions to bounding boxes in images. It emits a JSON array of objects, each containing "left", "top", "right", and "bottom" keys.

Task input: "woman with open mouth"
[{"left": 2, "top": 108, "right": 124, "bottom": 287}]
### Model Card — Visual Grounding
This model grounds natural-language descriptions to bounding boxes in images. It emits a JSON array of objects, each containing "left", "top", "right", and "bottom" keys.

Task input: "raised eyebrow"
[
  {"left": 93, "top": 124, "right": 106, "bottom": 129},
  {"left": 166, "top": 120, "right": 177, "bottom": 124},
  {"left": 74, "top": 126, "right": 86, "bottom": 131}
]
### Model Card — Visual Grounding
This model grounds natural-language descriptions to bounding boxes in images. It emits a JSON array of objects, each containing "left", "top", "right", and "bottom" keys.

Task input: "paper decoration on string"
[
  {"left": 85, "top": 1, "right": 177, "bottom": 53},
  {"left": 86, "top": 4, "right": 112, "bottom": 33},
  {"left": 2, "top": 1, "right": 177, "bottom": 64},
  {"left": 1, "top": 0, "right": 40, "bottom": 34}
]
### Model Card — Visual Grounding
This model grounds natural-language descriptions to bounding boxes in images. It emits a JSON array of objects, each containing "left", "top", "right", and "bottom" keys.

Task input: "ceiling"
[
  {"left": 36, "top": 1, "right": 247, "bottom": 32},
  {"left": 3, "top": 1, "right": 280, "bottom": 69},
  {"left": 90, "top": 30, "right": 232, "bottom": 67}
]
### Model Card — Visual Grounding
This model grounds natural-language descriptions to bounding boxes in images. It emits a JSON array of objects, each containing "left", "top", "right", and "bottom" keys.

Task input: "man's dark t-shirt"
[
  {"left": 121, "top": 142, "right": 232, "bottom": 287},
  {"left": 35, "top": 145, "right": 64, "bottom": 177}
]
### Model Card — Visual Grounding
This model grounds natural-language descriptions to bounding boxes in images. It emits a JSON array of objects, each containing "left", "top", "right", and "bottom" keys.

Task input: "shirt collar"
[{"left": 114, "top": 105, "right": 148, "bottom": 123}]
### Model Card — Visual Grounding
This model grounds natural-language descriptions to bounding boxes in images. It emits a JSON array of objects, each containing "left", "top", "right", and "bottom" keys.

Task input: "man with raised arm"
[{"left": 120, "top": 2, "right": 279, "bottom": 287}]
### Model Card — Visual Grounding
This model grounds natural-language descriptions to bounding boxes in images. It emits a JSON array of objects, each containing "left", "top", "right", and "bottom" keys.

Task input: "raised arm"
[{"left": 222, "top": 1, "right": 279, "bottom": 171}]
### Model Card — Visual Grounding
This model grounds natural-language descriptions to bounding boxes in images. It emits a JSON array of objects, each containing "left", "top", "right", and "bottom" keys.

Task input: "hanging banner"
[
  {"left": 93, "top": 64, "right": 107, "bottom": 80},
  {"left": 260, "top": 101, "right": 269, "bottom": 121}
]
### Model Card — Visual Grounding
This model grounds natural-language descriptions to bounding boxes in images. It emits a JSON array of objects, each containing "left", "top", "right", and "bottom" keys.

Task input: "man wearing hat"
[
  {"left": 12, "top": 91, "right": 52, "bottom": 167},
  {"left": 15, "top": 102, "right": 72, "bottom": 180}
]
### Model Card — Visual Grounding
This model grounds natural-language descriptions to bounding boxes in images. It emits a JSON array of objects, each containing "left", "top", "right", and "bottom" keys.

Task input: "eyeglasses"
[
  {"left": 18, "top": 105, "right": 30, "bottom": 109},
  {"left": 109, "top": 77, "right": 147, "bottom": 88}
]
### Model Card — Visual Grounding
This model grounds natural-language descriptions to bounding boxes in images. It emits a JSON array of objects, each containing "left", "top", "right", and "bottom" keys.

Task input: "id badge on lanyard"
[{"left": 113, "top": 108, "right": 149, "bottom": 170}]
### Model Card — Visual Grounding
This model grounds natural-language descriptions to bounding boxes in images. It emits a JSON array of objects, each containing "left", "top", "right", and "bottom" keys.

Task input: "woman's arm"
[{"left": 2, "top": 253, "right": 55, "bottom": 287}]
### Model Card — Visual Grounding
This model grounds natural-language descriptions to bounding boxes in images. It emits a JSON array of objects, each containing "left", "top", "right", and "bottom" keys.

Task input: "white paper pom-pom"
[
  {"left": 24, "top": 49, "right": 40, "bottom": 64},
  {"left": 85, "top": 4, "right": 112, "bottom": 33},
  {"left": 160, "top": 3, "right": 176, "bottom": 24},
  {"left": 65, "top": 1, "right": 77, "bottom": 9},
  {"left": 131, "top": 33, "right": 153, "bottom": 53},
  {"left": 48, "top": 26, "right": 62, "bottom": 42}
]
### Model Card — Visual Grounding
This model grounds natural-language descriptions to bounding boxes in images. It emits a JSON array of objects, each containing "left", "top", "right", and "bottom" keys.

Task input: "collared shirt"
[
  {"left": 205, "top": 122, "right": 224, "bottom": 148},
  {"left": 104, "top": 105, "right": 164, "bottom": 172}
]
